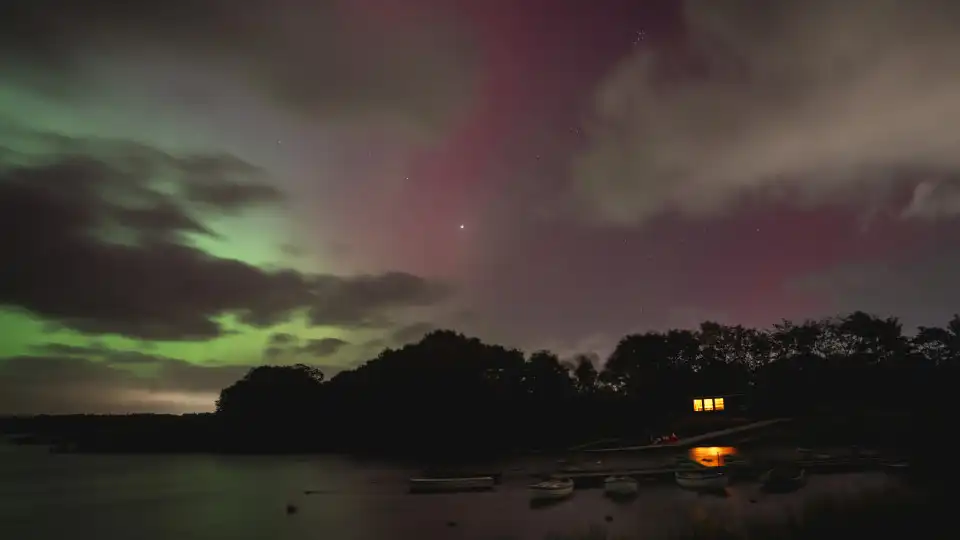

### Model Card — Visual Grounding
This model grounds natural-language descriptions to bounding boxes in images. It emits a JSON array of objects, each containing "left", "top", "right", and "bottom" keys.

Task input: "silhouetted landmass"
[{"left": 1, "top": 312, "right": 955, "bottom": 464}]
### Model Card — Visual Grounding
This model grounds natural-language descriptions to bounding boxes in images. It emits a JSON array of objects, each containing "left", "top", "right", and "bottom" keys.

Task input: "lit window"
[
  {"left": 704, "top": 398, "right": 714, "bottom": 411},
  {"left": 714, "top": 398, "right": 725, "bottom": 411},
  {"left": 693, "top": 399, "right": 703, "bottom": 412}
]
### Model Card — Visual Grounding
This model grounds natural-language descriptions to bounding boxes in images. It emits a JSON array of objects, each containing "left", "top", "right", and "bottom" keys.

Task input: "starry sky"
[{"left": 3, "top": 0, "right": 960, "bottom": 414}]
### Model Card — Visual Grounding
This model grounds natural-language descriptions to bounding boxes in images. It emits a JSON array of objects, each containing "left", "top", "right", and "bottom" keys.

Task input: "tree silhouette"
[
  {"left": 572, "top": 355, "right": 598, "bottom": 395},
  {"left": 177, "top": 312, "right": 960, "bottom": 456}
]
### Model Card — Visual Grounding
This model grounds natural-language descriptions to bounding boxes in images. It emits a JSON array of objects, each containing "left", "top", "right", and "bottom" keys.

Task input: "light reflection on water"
[
  {"left": 0, "top": 444, "right": 902, "bottom": 540},
  {"left": 688, "top": 446, "right": 739, "bottom": 467}
]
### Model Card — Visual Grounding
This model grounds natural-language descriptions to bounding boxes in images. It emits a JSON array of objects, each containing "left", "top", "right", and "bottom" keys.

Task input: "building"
[{"left": 691, "top": 393, "right": 745, "bottom": 413}]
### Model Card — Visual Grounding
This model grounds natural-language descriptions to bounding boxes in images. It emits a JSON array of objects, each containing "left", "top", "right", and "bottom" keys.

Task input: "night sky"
[{"left": 3, "top": 0, "right": 960, "bottom": 414}]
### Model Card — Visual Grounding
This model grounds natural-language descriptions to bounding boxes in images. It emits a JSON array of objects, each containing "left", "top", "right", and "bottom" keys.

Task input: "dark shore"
[{"left": 3, "top": 315, "right": 955, "bottom": 483}]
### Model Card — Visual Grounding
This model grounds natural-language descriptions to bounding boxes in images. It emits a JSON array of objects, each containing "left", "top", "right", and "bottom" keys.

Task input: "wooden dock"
[
  {"left": 532, "top": 456, "right": 897, "bottom": 488},
  {"left": 583, "top": 418, "right": 791, "bottom": 453}
]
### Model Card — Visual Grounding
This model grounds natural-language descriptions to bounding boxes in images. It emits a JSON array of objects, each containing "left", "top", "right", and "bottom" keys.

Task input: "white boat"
[
  {"left": 882, "top": 461, "right": 910, "bottom": 474},
  {"left": 408, "top": 476, "right": 496, "bottom": 494},
  {"left": 529, "top": 477, "right": 575, "bottom": 501},
  {"left": 675, "top": 469, "right": 729, "bottom": 491},
  {"left": 604, "top": 476, "right": 639, "bottom": 497}
]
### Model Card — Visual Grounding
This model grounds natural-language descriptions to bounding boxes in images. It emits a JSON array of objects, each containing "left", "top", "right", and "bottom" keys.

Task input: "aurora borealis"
[{"left": 4, "top": 0, "right": 960, "bottom": 414}]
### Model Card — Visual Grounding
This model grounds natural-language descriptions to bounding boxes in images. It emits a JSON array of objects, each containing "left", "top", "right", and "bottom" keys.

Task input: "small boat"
[
  {"left": 408, "top": 476, "right": 496, "bottom": 494},
  {"left": 529, "top": 477, "right": 575, "bottom": 501},
  {"left": 675, "top": 468, "right": 729, "bottom": 491},
  {"left": 882, "top": 461, "right": 911, "bottom": 474},
  {"left": 760, "top": 465, "right": 806, "bottom": 492},
  {"left": 604, "top": 476, "right": 639, "bottom": 497}
]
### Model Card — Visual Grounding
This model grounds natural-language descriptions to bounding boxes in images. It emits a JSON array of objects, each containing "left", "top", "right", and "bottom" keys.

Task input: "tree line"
[{"left": 214, "top": 311, "right": 959, "bottom": 457}]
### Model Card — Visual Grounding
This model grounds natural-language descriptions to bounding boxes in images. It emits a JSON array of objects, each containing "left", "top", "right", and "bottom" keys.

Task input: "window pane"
[
  {"left": 704, "top": 398, "right": 714, "bottom": 411},
  {"left": 693, "top": 399, "right": 703, "bottom": 411},
  {"left": 715, "top": 398, "right": 725, "bottom": 411}
]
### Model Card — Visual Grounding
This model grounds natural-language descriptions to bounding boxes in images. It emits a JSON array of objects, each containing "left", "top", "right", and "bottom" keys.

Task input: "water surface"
[{"left": 0, "top": 444, "right": 899, "bottom": 540}]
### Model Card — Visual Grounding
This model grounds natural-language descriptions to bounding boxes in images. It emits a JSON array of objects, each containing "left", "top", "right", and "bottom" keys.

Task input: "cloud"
[
  {"left": 570, "top": 0, "right": 960, "bottom": 225},
  {"left": 0, "top": 136, "right": 453, "bottom": 340},
  {"left": 389, "top": 322, "right": 436, "bottom": 345},
  {"left": 0, "top": 0, "right": 477, "bottom": 132},
  {"left": 901, "top": 180, "right": 960, "bottom": 220},
  {"left": 0, "top": 351, "right": 249, "bottom": 414},
  {"left": 267, "top": 333, "right": 299, "bottom": 346},
  {"left": 263, "top": 334, "right": 350, "bottom": 361},
  {"left": 306, "top": 274, "right": 452, "bottom": 328},
  {"left": 791, "top": 239, "right": 960, "bottom": 330},
  {"left": 10, "top": 342, "right": 352, "bottom": 414},
  {"left": 301, "top": 338, "right": 349, "bottom": 358}
]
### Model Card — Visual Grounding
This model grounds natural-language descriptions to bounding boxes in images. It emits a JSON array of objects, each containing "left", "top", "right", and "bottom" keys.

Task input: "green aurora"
[{"left": 0, "top": 67, "right": 451, "bottom": 414}]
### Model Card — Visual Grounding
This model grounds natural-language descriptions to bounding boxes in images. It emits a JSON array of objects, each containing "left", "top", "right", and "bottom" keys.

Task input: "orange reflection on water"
[{"left": 688, "top": 446, "right": 738, "bottom": 467}]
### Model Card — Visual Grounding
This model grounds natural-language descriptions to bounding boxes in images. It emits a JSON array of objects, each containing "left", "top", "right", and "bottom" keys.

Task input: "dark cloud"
[
  {"left": 389, "top": 322, "right": 436, "bottom": 345},
  {"left": 267, "top": 333, "right": 298, "bottom": 346},
  {"left": 0, "top": 140, "right": 453, "bottom": 340},
  {"left": 33, "top": 342, "right": 111, "bottom": 357},
  {"left": 262, "top": 335, "right": 350, "bottom": 360},
  {"left": 792, "top": 238, "right": 960, "bottom": 331},
  {"left": 307, "top": 274, "right": 452, "bottom": 328},
  {"left": 0, "top": 126, "right": 282, "bottom": 216},
  {"left": 0, "top": 0, "right": 476, "bottom": 129},
  {"left": 569, "top": 0, "right": 960, "bottom": 225},
  {"left": 0, "top": 353, "right": 247, "bottom": 414},
  {"left": 301, "top": 338, "right": 349, "bottom": 358}
]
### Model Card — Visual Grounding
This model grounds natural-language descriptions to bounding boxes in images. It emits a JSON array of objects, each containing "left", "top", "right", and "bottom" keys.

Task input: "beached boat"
[
  {"left": 760, "top": 465, "right": 806, "bottom": 492},
  {"left": 529, "top": 477, "right": 575, "bottom": 501},
  {"left": 882, "top": 461, "right": 911, "bottom": 474},
  {"left": 408, "top": 476, "right": 496, "bottom": 494},
  {"left": 675, "top": 469, "right": 729, "bottom": 491},
  {"left": 604, "top": 476, "right": 639, "bottom": 497}
]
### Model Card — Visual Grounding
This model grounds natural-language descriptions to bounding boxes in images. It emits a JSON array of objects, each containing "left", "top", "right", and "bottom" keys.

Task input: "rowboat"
[
  {"left": 529, "top": 477, "right": 575, "bottom": 501},
  {"left": 408, "top": 476, "right": 496, "bottom": 494},
  {"left": 760, "top": 465, "right": 806, "bottom": 492},
  {"left": 604, "top": 476, "right": 639, "bottom": 497},
  {"left": 675, "top": 468, "right": 729, "bottom": 491},
  {"left": 882, "top": 461, "right": 911, "bottom": 474}
]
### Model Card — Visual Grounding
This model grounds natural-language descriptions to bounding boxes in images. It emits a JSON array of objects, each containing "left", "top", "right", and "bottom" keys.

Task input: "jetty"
[
  {"left": 582, "top": 418, "right": 791, "bottom": 453},
  {"left": 532, "top": 456, "right": 900, "bottom": 488}
]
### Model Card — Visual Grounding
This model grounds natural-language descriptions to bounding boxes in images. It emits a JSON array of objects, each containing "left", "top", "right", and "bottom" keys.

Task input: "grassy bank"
[{"left": 545, "top": 485, "right": 950, "bottom": 540}]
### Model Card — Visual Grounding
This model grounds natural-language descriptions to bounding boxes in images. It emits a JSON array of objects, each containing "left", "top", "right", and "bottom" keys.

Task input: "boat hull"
[
  {"left": 675, "top": 472, "right": 729, "bottom": 491},
  {"left": 760, "top": 468, "right": 806, "bottom": 492},
  {"left": 604, "top": 476, "right": 639, "bottom": 497},
  {"left": 409, "top": 476, "right": 496, "bottom": 494},
  {"left": 529, "top": 480, "right": 575, "bottom": 501}
]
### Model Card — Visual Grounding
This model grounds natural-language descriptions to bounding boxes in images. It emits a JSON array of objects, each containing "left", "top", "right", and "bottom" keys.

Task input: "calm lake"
[{"left": 0, "top": 443, "right": 901, "bottom": 540}]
